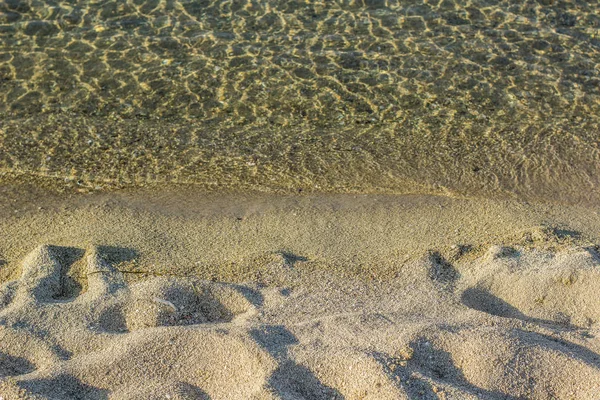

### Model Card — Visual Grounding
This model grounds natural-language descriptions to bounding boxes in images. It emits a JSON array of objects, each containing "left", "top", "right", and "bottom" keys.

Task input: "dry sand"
[{"left": 1, "top": 185, "right": 600, "bottom": 399}]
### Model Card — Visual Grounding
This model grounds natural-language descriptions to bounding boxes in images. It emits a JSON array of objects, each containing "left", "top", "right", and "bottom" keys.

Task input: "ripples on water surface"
[{"left": 0, "top": 0, "right": 598, "bottom": 201}]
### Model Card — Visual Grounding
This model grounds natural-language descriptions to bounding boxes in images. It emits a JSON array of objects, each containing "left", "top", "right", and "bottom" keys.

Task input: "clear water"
[{"left": 0, "top": 0, "right": 599, "bottom": 201}]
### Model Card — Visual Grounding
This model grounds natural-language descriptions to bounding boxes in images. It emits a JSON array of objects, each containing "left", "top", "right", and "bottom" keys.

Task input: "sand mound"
[
  {"left": 400, "top": 325, "right": 600, "bottom": 399},
  {"left": 460, "top": 246, "right": 600, "bottom": 327}
]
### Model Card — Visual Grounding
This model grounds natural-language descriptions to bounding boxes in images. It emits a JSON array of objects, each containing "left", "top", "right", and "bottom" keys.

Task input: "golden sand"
[{"left": 0, "top": 185, "right": 600, "bottom": 398}]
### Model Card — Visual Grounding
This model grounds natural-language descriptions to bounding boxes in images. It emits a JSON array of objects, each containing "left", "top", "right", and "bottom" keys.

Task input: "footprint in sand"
[
  {"left": 0, "top": 245, "right": 257, "bottom": 378},
  {"left": 122, "top": 276, "right": 255, "bottom": 331}
]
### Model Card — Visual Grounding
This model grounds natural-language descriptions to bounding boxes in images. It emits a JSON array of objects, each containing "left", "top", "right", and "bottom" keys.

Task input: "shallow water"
[{"left": 0, "top": 0, "right": 599, "bottom": 201}]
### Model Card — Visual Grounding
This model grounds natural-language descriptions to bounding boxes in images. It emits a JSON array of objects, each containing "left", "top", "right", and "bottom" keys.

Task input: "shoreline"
[
  {"left": 2, "top": 163, "right": 600, "bottom": 208},
  {"left": 2, "top": 112, "right": 600, "bottom": 206}
]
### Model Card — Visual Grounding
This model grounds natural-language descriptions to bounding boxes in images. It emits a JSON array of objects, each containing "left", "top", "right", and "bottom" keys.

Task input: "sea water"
[{"left": 0, "top": 0, "right": 598, "bottom": 202}]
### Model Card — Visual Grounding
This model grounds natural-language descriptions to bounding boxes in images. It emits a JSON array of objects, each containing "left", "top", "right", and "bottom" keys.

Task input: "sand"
[{"left": 1, "top": 185, "right": 600, "bottom": 399}]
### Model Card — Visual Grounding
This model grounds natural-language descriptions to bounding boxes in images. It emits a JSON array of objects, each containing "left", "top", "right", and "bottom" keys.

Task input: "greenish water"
[{"left": 0, "top": 0, "right": 599, "bottom": 201}]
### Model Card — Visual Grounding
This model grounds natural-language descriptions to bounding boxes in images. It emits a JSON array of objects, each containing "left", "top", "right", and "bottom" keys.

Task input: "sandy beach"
[
  {"left": 1, "top": 0, "right": 599, "bottom": 397},
  {"left": 0, "top": 185, "right": 599, "bottom": 398}
]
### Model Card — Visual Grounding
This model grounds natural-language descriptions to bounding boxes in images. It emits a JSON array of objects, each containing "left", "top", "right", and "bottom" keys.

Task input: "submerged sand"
[
  {"left": 1, "top": 186, "right": 600, "bottom": 398},
  {"left": 2, "top": 0, "right": 600, "bottom": 204}
]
